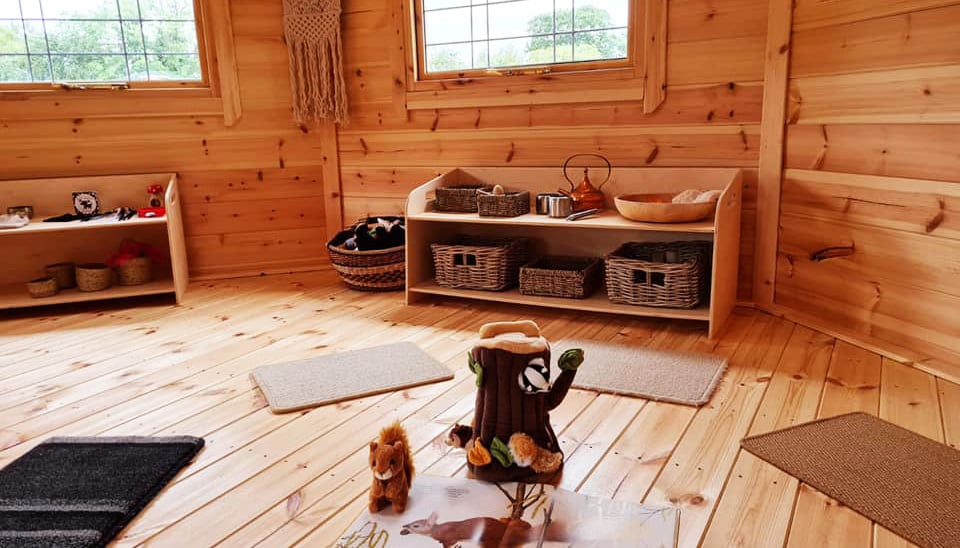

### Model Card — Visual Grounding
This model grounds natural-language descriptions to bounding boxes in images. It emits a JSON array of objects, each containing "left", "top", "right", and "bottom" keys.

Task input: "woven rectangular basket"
[
  {"left": 605, "top": 241, "right": 710, "bottom": 308},
  {"left": 520, "top": 256, "right": 603, "bottom": 299},
  {"left": 431, "top": 236, "right": 528, "bottom": 291},
  {"left": 434, "top": 184, "right": 493, "bottom": 213},
  {"left": 477, "top": 189, "right": 530, "bottom": 217}
]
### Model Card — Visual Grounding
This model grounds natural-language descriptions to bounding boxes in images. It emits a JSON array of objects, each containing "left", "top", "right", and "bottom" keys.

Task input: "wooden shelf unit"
[
  {"left": 405, "top": 167, "right": 742, "bottom": 338},
  {"left": 0, "top": 173, "right": 189, "bottom": 310}
]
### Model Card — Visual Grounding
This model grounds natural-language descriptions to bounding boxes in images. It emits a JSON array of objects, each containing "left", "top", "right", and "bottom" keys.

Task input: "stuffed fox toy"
[{"left": 369, "top": 420, "right": 414, "bottom": 513}]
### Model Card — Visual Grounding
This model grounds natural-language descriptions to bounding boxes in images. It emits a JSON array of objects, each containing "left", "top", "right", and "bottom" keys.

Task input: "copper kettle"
[{"left": 559, "top": 153, "right": 611, "bottom": 212}]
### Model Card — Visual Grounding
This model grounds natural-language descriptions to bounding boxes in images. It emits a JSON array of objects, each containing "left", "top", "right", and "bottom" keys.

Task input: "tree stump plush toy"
[
  {"left": 448, "top": 320, "right": 584, "bottom": 483},
  {"left": 369, "top": 420, "right": 414, "bottom": 513}
]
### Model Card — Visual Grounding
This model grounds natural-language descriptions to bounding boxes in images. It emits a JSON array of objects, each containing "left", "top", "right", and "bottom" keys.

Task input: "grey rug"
[
  {"left": 252, "top": 342, "right": 454, "bottom": 413},
  {"left": 0, "top": 436, "right": 203, "bottom": 548},
  {"left": 558, "top": 340, "right": 728, "bottom": 406}
]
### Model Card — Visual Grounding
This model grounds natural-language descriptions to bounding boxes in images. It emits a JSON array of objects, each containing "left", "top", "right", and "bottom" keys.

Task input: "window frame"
[
  {"left": 413, "top": 0, "right": 635, "bottom": 80},
  {"left": 0, "top": 0, "right": 241, "bottom": 125},
  {"left": 395, "top": 0, "right": 666, "bottom": 112}
]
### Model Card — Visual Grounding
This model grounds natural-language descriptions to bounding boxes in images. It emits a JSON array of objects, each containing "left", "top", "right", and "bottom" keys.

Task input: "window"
[
  {"left": 399, "top": 0, "right": 665, "bottom": 112},
  {"left": 0, "top": 0, "right": 205, "bottom": 85},
  {"left": 418, "top": 0, "right": 631, "bottom": 77}
]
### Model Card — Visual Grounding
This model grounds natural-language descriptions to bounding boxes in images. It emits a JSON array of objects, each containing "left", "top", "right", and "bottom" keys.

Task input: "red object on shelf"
[{"left": 138, "top": 207, "right": 166, "bottom": 218}]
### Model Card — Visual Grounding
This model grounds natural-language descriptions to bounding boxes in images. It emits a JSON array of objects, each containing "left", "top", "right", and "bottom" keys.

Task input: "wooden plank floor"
[{"left": 1, "top": 271, "right": 955, "bottom": 547}]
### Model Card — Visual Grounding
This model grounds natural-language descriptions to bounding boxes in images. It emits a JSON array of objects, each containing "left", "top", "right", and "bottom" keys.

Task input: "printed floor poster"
[{"left": 336, "top": 475, "right": 679, "bottom": 547}]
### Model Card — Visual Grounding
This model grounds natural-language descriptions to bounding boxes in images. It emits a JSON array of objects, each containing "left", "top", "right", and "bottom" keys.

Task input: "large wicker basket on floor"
[
  {"left": 434, "top": 184, "right": 493, "bottom": 213},
  {"left": 605, "top": 241, "right": 710, "bottom": 308},
  {"left": 431, "top": 236, "right": 528, "bottom": 291},
  {"left": 520, "top": 255, "right": 602, "bottom": 299},
  {"left": 327, "top": 219, "right": 405, "bottom": 292}
]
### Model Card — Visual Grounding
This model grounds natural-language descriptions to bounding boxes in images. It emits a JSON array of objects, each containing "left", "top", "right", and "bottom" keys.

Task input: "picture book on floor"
[{"left": 336, "top": 475, "right": 679, "bottom": 547}]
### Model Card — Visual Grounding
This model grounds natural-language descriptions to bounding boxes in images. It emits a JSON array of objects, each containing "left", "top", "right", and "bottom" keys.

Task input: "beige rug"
[
  {"left": 742, "top": 412, "right": 960, "bottom": 548},
  {"left": 252, "top": 342, "right": 453, "bottom": 413},
  {"left": 558, "top": 340, "right": 727, "bottom": 406}
]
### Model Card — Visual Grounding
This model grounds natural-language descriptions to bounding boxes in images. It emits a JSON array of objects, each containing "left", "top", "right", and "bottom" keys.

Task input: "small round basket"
[
  {"left": 117, "top": 256, "right": 153, "bottom": 286},
  {"left": 45, "top": 262, "right": 76, "bottom": 289},
  {"left": 26, "top": 277, "right": 58, "bottom": 299},
  {"left": 76, "top": 263, "right": 112, "bottom": 292}
]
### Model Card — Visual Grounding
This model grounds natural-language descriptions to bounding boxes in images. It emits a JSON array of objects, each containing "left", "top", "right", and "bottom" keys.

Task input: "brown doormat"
[
  {"left": 557, "top": 340, "right": 727, "bottom": 406},
  {"left": 741, "top": 412, "right": 960, "bottom": 548},
  {"left": 252, "top": 342, "right": 453, "bottom": 413}
]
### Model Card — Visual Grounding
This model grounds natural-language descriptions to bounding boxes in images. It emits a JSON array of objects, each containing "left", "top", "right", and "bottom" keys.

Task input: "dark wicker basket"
[
  {"left": 327, "top": 217, "right": 405, "bottom": 291},
  {"left": 520, "top": 256, "right": 603, "bottom": 299},
  {"left": 431, "top": 236, "right": 528, "bottom": 291},
  {"left": 605, "top": 241, "right": 710, "bottom": 308},
  {"left": 477, "top": 188, "right": 530, "bottom": 217},
  {"left": 435, "top": 184, "right": 494, "bottom": 213}
]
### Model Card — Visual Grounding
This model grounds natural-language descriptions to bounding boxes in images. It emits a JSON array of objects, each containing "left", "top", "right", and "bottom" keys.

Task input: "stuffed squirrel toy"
[{"left": 369, "top": 420, "right": 414, "bottom": 513}]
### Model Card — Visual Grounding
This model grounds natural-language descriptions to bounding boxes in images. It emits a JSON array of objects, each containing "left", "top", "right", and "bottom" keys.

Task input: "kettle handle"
[{"left": 562, "top": 153, "right": 612, "bottom": 190}]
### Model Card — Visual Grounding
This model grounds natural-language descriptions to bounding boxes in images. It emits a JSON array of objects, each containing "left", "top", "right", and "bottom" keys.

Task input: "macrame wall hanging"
[{"left": 282, "top": 0, "right": 349, "bottom": 125}]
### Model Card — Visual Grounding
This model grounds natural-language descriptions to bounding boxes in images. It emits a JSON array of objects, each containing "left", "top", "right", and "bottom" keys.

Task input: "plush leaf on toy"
[{"left": 490, "top": 437, "right": 514, "bottom": 467}]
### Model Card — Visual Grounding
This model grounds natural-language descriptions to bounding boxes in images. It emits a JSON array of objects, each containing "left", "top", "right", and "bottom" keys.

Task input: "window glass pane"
[
  {"left": 122, "top": 21, "right": 145, "bottom": 53},
  {"left": 471, "top": 6, "right": 486, "bottom": 41},
  {"left": 20, "top": 0, "right": 42, "bottom": 19},
  {"left": 424, "top": 7, "right": 471, "bottom": 45},
  {"left": 488, "top": 0, "right": 553, "bottom": 40},
  {"left": 38, "top": 0, "right": 119, "bottom": 19},
  {"left": 0, "top": 21, "right": 27, "bottom": 54},
  {"left": 30, "top": 53, "right": 52, "bottom": 79},
  {"left": 1, "top": 0, "right": 203, "bottom": 83},
  {"left": 424, "top": 0, "right": 470, "bottom": 9},
  {"left": 573, "top": 27, "right": 626, "bottom": 61},
  {"left": 146, "top": 53, "right": 200, "bottom": 80},
  {"left": 0, "top": 55, "right": 30, "bottom": 82},
  {"left": 135, "top": 0, "right": 195, "bottom": 19},
  {"left": 0, "top": 4, "right": 23, "bottom": 18},
  {"left": 555, "top": 0, "right": 573, "bottom": 32},
  {"left": 422, "top": 0, "right": 628, "bottom": 74},
  {"left": 142, "top": 21, "right": 197, "bottom": 53},
  {"left": 24, "top": 21, "right": 47, "bottom": 53},
  {"left": 45, "top": 21, "right": 124, "bottom": 54},
  {"left": 118, "top": 0, "right": 141, "bottom": 19},
  {"left": 51, "top": 54, "right": 127, "bottom": 81},
  {"left": 574, "top": 0, "right": 629, "bottom": 31},
  {"left": 426, "top": 43, "right": 471, "bottom": 72}
]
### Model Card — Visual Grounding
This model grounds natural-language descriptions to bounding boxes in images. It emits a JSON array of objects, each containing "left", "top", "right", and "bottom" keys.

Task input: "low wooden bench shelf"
[
  {"left": 405, "top": 167, "right": 742, "bottom": 338},
  {"left": 0, "top": 173, "right": 188, "bottom": 310}
]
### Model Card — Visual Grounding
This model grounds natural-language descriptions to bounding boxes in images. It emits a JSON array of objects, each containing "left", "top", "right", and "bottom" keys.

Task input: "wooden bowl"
[{"left": 614, "top": 193, "right": 717, "bottom": 223}]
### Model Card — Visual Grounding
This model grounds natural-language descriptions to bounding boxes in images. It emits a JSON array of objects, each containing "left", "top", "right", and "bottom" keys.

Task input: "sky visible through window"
[
  {"left": 0, "top": 0, "right": 201, "bottom": 84},
  {"left": 422, "top": 0, "right": 629, "bottom": 73}
]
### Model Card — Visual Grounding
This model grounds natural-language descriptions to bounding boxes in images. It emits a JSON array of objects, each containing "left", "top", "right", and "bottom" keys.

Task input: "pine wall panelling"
[
  {"left": 337, "top": 0, "right": 770, "bottom": 301},
  {"left": 0, "top": 0, "right": 329, "bottom": 280},
  {"left": 771, "top": 1, "right": 960, "bottom": 378}
]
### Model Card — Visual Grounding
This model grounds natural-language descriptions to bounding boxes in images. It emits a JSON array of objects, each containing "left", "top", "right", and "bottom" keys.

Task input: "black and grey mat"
[{"left": 0, "top": 436, "right": 203, "bottom": 548}]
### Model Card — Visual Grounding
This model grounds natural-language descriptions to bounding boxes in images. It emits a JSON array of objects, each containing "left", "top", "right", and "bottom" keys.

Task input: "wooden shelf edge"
[
  {"left": 409, "top": 281, "right": 711, "bottom": 321},
  {"left": 1, "top": 278, "right": 176, "bottom": 310},
  {"left": 407, "top": 210, "right": 717, "bottom": 234},
  {"left": 0, "top": 216, "right": 168, "bottom": 237}
]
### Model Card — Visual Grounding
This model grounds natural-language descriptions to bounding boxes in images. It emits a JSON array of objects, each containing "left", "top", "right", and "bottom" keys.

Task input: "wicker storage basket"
[
  {"left": 431, "top": 236, "right": 528, "bottom": 291},
  {"left": 118, "top": 256, "right": 153, "bottom": 286},
  {"left": 435, "top": 184, "right": 493, "bottom": 213},
  {"left": 520, "top": 256, "right": 602, "bottom": 299},
  {"left": 26, "top": 277, "right": 58, "bottom": 298},
  {"left": 605, "top": 242, "right": 710, "bottom": 308},
  {"left": 327, "top": 218, "right": 405, "bottom": 292},
  {"left": 75, "top": 263, "right": 112, "bottom": 292},
  {"left": 477, "top": 188, "right": 530, "bottom": 217},
  {"left": 45, "top": 262, "right": 76, "bottom": 289}
]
